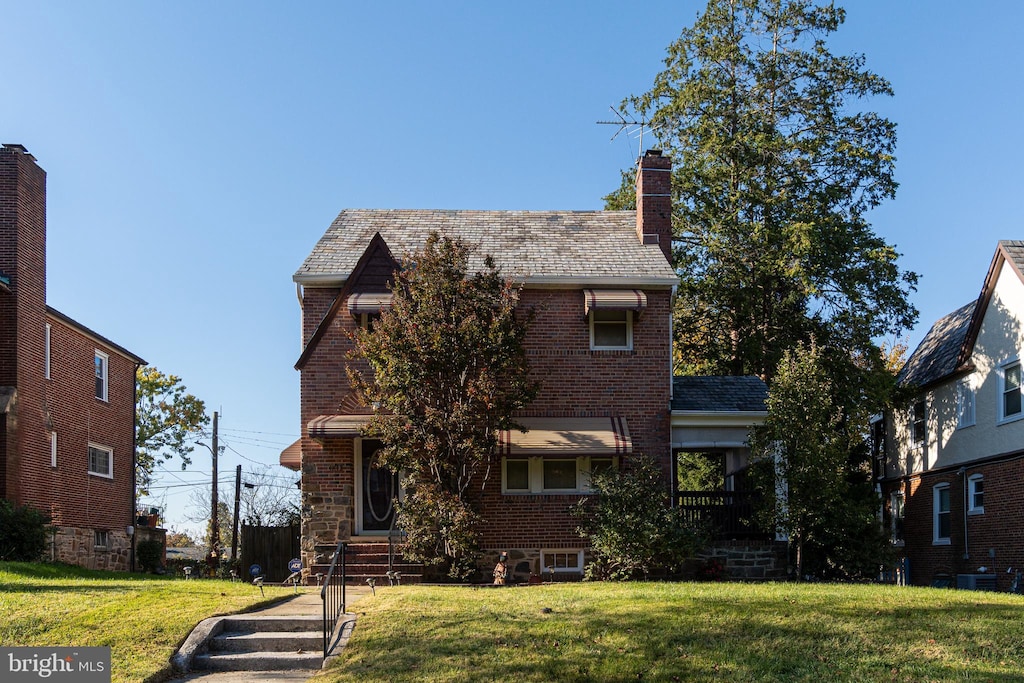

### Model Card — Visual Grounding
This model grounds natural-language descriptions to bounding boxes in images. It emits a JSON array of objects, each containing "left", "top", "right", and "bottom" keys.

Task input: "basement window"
[
  {"left": 94, "top": 530, "right": 109, "bottom": 550},
  {"left": 540, "top": 549, "right": 584, "bottom": 575}
]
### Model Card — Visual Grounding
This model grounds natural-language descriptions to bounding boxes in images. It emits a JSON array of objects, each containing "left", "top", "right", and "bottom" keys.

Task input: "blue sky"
[{"left": 4, "top": 1, "right": 1023, "bottom": 535}]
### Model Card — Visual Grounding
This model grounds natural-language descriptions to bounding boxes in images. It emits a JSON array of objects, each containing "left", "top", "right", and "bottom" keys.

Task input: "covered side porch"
[{"left": 671, "top": 376, "right": 772, "bottom": 542}]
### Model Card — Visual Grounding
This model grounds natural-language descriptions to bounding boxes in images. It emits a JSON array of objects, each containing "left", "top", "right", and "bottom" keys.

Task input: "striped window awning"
[
  {"left": 307, "top": 414, "right": 373, "bottom": 439},
  {"left": 498, "top": 417, "right": 632, "bottom": 456},
  {"left": 583, "top": 289, "right": 647, "bottom": 314},
  {"left": 279, "top": 439, "right": 301, "bottom": 471},
  {"left": 347, "top": 292, "right": 393, "bottom": 316}
]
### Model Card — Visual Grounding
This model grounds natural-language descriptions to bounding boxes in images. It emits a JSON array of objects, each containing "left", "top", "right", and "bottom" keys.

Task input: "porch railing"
[
  {"left": 320, "top": 541, "right": 347, "bottom": 659},
  {"left": 673, "top": 490, "right": 771, "bottom": 541}
]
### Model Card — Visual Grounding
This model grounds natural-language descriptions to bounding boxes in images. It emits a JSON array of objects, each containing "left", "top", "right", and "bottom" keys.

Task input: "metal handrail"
[{"left": 320, "top": 540, "right": 347, "bottom": 659}]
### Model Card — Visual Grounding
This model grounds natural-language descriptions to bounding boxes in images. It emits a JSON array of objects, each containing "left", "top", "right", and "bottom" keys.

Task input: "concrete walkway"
[{"left": 167, "top": 585, "right": 372, "bottom": 682}]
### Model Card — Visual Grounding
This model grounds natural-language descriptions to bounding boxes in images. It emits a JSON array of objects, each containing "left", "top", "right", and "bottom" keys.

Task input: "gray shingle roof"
[
  {"left": 294, "top": 209, "right": 677, "bottom": 286},
  {"left": 1000, "top": 240, "right": 1024, "bottom": 272},
  {"left": 671, "top": 376, "right": 768, "bottom": 412},
  {"left": 897, "top": 300, "right": 975, "bottom": 388}
]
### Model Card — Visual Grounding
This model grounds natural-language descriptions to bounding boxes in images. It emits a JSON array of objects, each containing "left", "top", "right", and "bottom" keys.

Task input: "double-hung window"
[
  {"left": 45, "top": 323, "right": 51, "bottom": 379},
  {"left": 957, "top": 380, "right": 976, "bottom": 428},
  {"left": 890, "top": 490, "right": 905, "bottom": 544},
  {"left": 591, "top": 310, "right": 632, "bottom": 350},
  {"left": 933, "top": 483, "right": 951, "bottom": 545},
  {"left": 999, "top": 360, "right": 1022, "bottom": 422},
  {"left": 584, "top": 289, "right": 645, "bottom": 351},
  {"left": 968, "top": 474, "right": 984, "bottom": 514},
  {"left": 94, "top": 350, "right": 109, "bottom": 402},
  {"left": 911, "top": 401, "right": 926, "bottom": 447},
  {"left": 88, "top": 443, "right": 113, "bottom": 478}
]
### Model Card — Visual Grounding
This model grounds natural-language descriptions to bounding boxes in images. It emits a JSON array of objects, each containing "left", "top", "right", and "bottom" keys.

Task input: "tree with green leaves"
[
  {"left": 751, "top": 342, "right": 891, "bottom": 579},
  {"left": 609, "top": 0, "right": 917, "bottom": 388},
  {"left": 135, "top": 366, "right": 208, "bottom": 496},
  {"left": 349, "top": 233, "right": 538, "bottom": 580}
]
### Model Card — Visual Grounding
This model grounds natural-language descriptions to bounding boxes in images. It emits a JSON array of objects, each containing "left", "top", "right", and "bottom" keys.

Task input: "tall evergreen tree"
[{"left": 610, "top": 0, "right": 917, "bottom": 386}]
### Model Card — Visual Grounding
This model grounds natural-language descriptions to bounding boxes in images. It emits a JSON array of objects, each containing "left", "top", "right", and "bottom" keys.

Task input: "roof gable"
[
  {"left": 900, "top": 240, "right": 1024, "bottom": 389},
  {"left": 294, "top": 209, "right": 677, "bottom": 287},
  {"left": 957, "top": 240, "right": 1024, "bottom": 369},
  {"left": 294, "top": 232, "right": 398, "bottom": 370}
]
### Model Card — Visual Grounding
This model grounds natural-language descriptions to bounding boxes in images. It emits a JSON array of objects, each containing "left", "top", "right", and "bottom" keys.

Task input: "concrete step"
[
  {"left": 220, "top": 615, "right": 322, "bottom": 633},
  {"left": 192, "top": 651, "right": 322, "bottom": 672},
  {"left": 209, "top": 630, "right": 322, "bottom": 653}
]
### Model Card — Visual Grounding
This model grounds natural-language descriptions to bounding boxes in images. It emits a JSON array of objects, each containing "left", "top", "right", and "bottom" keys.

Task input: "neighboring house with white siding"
[{"left": 880, "top": 240, "right": 1024, "bottom": 590}]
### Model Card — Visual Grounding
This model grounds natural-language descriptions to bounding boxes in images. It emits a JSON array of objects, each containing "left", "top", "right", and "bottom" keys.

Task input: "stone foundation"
[
  {"left": 51, "top": 526, "right": 131, "bottom": 571},
  {"left": 300, "top": 490, "right": 352, "bottom": 571},
  {"left": 698, "top": 541, "right": 788, "bottom": 580}
]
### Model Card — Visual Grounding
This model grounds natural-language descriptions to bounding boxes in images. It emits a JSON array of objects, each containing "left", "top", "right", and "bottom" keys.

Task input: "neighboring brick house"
[
  {"left": 1, "top": 144, "right": 145, "bottom": 571},
  {"left": 880, "top": 241, "right": 1024, "bottom": 590},
  {"left": 286, "top": 150, "right": 678, "bottom": 580}
]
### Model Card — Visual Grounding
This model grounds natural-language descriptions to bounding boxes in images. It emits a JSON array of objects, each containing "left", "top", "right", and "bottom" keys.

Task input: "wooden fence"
[{"left": 240, "top": 523, "right": 301, "bottom": 582}]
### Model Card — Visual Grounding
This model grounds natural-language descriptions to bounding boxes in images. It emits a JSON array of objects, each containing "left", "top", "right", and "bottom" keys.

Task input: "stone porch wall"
[{"left": 698, "top": 540, "right": 788, "bottom": 580}]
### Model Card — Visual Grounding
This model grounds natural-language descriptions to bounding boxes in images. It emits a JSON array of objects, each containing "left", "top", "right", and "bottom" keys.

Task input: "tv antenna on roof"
[{"left": 597, "top": 106, "right": 653, "bottom": 160}]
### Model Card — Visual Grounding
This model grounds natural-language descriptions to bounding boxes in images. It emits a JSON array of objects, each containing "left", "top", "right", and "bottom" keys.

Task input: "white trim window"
[
  {"left": 999, "top": 360, "right": 1022, "bottom": 422},
  {"left": 540, "top": 549, "right": 584, "bottom": 575},
  {"left": 88, "top": 443, "right": 113, "bottom": 478},
  {"left": 590, "top": 309, "right": 632, "bottom": 350},
  {"left": 911, "top": 400, "right": 926, "bottom": 447},
  {"left": 50, "top": 431, "right": 57, "bottom": 468},
  {"left": 889, "top": 490, "right": 905, "bottom": 544},
  {"left": 45, "top": 323, "right": 51, "bottom": 379},
  {"left": 94, "top": 350, "right": 109, "bottom": 402},
  {"left": 956, "top": 380, "right": 976, "bottom": 428},
  {"left": 968, "top": 474, "right": 984, "bottom": 515},
  {"left": 933, "top": 483, "right": 951, "bottom": 545},
  {"left": 501, "top": 457, "right": 618, "bottom": 494},
  {"left": 94, "top": 530, "right": 109, "bottom": 549}
]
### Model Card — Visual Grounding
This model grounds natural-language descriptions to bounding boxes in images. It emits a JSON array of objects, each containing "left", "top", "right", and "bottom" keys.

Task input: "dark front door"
[{"left": 360, "top": 440, "right": 399, "bottom": 533}]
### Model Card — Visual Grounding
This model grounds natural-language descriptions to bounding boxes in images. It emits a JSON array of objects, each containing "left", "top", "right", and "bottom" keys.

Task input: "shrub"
[
  {"left": 573, "top": 455, "right": 704, "bottom": 580},
  {"left": 0, "top": 499, "right": 51, "bottom": 561},
  {"left": 136, "top": 539, "right": 164, "bottom": 573}
]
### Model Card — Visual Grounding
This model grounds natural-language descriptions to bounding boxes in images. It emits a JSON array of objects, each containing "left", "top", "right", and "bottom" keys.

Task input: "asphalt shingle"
[
  {"left": 671, "top": 376, "right": 768, "bottom": 412},
  {"left": 293, "top": 209, "right": 677, "bottom": 285},
  {"left": 897, "top": 300, "right": 975, "bottom": 388}
]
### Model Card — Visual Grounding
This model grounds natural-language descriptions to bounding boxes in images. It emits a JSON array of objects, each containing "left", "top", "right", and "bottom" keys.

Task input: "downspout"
[{"left": 959, "top": 466, "right": 968, "bottom": 560}]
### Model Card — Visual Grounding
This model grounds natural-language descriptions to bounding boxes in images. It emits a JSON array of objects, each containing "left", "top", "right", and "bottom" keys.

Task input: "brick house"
[
  {"left": 285, "top": 151, "right": 680, "bottom": 580},
  {"left": 1, "top": 144, "right": 146, "bottom": 571},
  {"left": 880, "top": 241, "right": 1024, "bottom": 590}
]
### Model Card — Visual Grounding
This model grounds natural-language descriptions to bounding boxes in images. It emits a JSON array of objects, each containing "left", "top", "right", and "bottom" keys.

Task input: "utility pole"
[
  {"left": 231, "top": 464, "right": 242, "bottom": 563},
  {"left": 210, "top": 411, "right": 219, "bottom": 559}
]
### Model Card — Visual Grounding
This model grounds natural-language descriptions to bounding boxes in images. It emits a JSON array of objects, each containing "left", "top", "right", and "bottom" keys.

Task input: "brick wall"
[
  {"left": 298, "top": 281, "right": 674, "bottom": 562},
  {"left": 885, "top": 454, "right": 1024, "bottom": 590},
  {"left": 0, "top": 145, "right": 138, "bottom": 570},
  {"left": 0, "top": 145, "right": 48, "bottom": 508}
]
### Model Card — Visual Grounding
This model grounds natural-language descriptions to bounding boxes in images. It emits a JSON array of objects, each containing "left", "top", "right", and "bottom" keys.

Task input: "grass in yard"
[
  {"left": 0, "top": 561, "right": 293, "bottom": 683},
  {"left": 312, "top": 581, "right": 1024, "bottom": 683}
]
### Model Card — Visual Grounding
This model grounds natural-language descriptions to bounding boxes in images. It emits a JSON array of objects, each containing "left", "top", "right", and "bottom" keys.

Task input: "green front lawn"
[
  {"left": 313, "top": 581, "right": 1024, "bottom": 683},
  {"left": 0, "top": 562, "right": 292, "bottom": 683}
]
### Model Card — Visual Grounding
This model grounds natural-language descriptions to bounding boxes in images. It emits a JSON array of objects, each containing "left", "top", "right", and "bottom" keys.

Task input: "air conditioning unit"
[{"left": 956, "top": 574, "right": 997, "bottom": 591}]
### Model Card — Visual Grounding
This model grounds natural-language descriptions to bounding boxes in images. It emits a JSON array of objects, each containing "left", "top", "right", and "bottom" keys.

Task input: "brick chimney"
[
  {"left": 636, "top": 149, "right": 672, "bottom": 262},
  {"left": 0, "top": 144, "right": 47, "bottom": 502}
]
